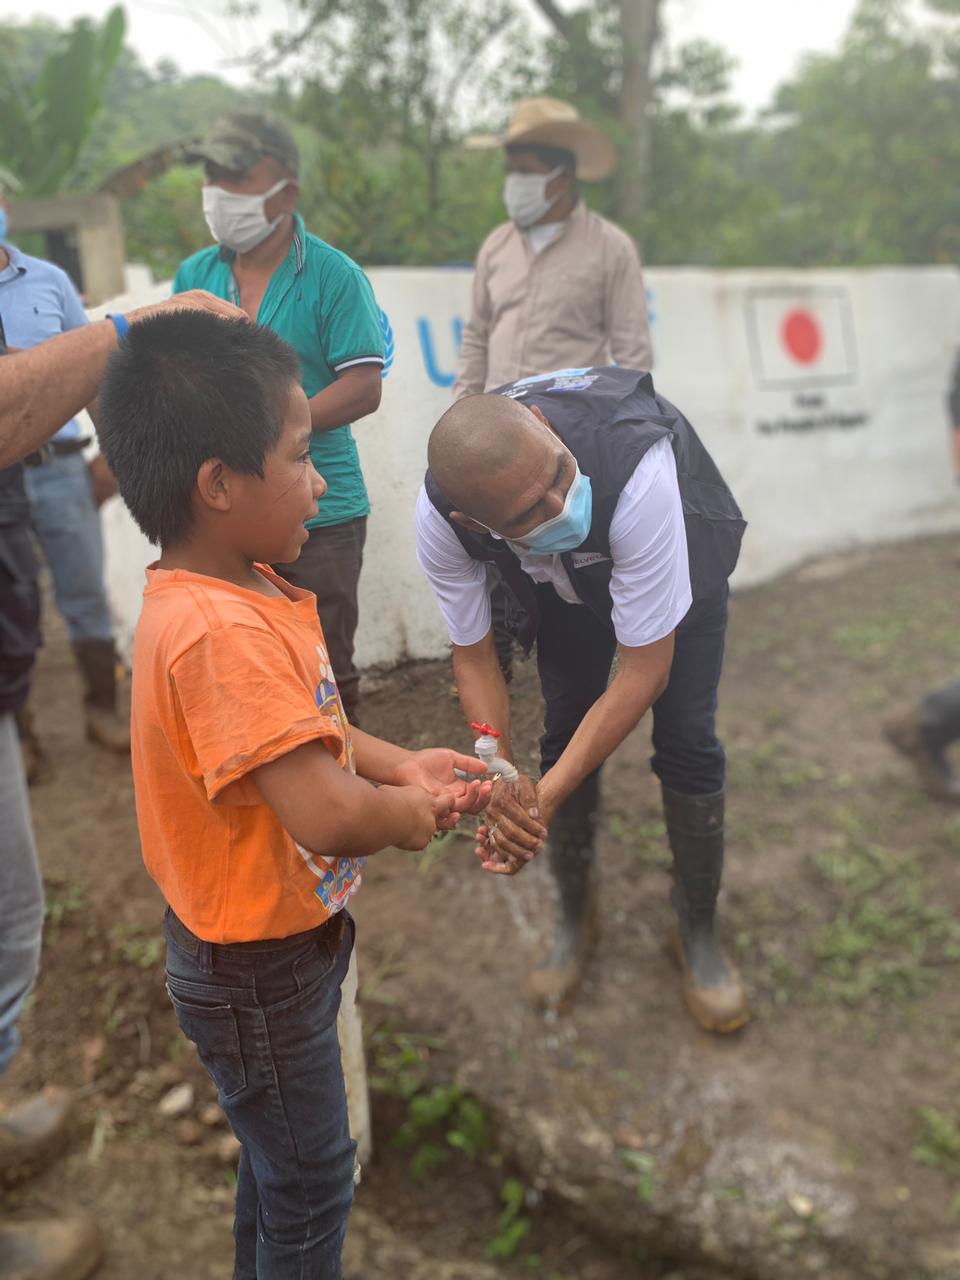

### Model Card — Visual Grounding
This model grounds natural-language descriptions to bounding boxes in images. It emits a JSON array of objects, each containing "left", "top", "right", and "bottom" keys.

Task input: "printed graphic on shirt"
[{"left": 299, "top": 641, "right": 363, "bottom": 915}]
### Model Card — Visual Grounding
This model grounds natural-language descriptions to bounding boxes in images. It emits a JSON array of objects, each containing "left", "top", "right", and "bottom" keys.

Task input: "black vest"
[{"left": 424, "top": 367, "right": 745, "bottom": 652}]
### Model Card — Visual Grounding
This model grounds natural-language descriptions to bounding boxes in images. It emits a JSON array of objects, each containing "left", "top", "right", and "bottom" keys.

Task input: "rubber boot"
[
  {"left": 662, "top": 786, "right": 750, "bottom": 1034},
  {"left": 72, "top": 638, "right": 129, "bottom": 753},
  {"left": 0, "top": 1087, "right": 75, "bottom": 1190},
  {"left": 526, "top": 773, "right": 600, "bottom": 1014},
  {"left": 0, "top": 1216, "right": 102, "bottom": 1280},
  {"left": 884, "top": 686, "right": 960, "bottom": 804},
  {"left": 14, "top": 705, "right": 53, "bottom": 786}
]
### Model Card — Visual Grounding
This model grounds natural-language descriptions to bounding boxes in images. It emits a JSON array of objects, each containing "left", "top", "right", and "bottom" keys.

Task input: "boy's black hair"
[{"left": 97, "top": 311, "right": 301, "bottom": 548}]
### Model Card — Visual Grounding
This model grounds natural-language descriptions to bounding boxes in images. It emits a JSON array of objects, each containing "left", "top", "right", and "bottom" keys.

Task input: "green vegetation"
[
  {"left": 913, "top": 1106, "right": 960, "bottom": 1179},
  {"left": 369, "top": 1022, "right": 543, "bottom": 1264},
  {"left": 3, "top": 0, "right": 960, "bottom": 276}
]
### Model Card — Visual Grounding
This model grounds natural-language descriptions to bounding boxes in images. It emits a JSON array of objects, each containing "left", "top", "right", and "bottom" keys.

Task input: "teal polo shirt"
[{"left": 173, "top": 214, "right": 384, "bottom": 529}]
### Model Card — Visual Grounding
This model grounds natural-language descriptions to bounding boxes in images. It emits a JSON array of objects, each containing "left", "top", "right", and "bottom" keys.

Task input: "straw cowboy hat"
[{"left": 465, "top": 96, "right": 616, "bottom": 182}]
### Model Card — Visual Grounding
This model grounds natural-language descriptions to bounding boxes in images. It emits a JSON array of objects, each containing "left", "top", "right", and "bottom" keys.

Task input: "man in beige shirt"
[{"left": 453, "top": 97, "right": 652, "bottom": 400}]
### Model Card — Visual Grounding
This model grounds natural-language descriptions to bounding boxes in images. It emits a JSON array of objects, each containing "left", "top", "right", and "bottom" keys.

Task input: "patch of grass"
[
  {"left": 110, "top": 924, "right": 163, "bottom": 969},
  {"left": 43, "top": 876, "right": 87, "bottom": 935},
  {"left": 727, "top": 737, "right": 827, "bottom": 797},
  {"left": 486, "top": 1177, "right": 532, "bottom": 1261},
  {"left": 810, "top": 821, "right": 960, "bottom": 1007},
  {"left": 913, "top": 1106, "right": 960, "bottom": 1179},
  {"left": 368, "top": 1025, "right": 446, "bottom": 1101},
  {"left": 607, "top": 813, "right": 667, "bottom": 866},
  {"left": 618, "top": 1149, "right": 659, "bottom": 1205}
]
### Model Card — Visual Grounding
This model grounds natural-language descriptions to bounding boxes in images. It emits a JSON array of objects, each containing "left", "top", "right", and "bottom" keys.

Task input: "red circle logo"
[{"left": 781, "top": 309, "right": 822, "bottom": 364}]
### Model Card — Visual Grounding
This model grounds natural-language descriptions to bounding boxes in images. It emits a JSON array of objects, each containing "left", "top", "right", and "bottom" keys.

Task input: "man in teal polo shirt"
[{"left": 174, "top": 111, "right": 384, "bottom": 722}]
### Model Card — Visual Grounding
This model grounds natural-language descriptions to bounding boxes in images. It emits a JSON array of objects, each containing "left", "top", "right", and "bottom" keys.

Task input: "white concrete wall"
[{"left": 91, "top": 264, "right": 960, "bottom": 667}]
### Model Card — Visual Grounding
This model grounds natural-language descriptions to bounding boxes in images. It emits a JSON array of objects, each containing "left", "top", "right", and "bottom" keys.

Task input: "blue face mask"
[
  {"left": 508, "top": 465, "right": 593, "bottom": 554},
  {"left": 0, "top": 208, "right": 7, "bottom": 243}
]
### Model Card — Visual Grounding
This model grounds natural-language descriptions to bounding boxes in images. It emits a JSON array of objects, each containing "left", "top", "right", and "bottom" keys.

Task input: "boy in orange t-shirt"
[{"left": 96, "top": 311, "right": 495, "bottom": 1278}]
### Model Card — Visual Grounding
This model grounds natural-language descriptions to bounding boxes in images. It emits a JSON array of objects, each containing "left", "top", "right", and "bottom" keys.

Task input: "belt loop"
[{"left": 196, "top": 938, "right": 214, "bottom": 975}]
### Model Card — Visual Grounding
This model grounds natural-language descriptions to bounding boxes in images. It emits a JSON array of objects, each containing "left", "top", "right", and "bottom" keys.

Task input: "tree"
[
  {"left": 531, "top": 0, "right": 662, "bottom": 226},
  {"left": 753, "top": 0, "right": 960, "bottom": 265},
  {"left": 249, "top": 0, "right": 537, "bottom": 264},
  {"left": 0, "top": 7, "right": 126, "bottom": 194}
]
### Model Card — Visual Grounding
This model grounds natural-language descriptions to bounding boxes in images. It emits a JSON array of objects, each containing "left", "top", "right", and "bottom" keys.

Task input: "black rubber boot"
[
  {"left": 73, "top": 638, "right": 130, "bottom": 753},
  {"left": 526, "top": 772, "right": 601, "bottom": 1014},
  {"left": 662, "top": 786, "right": 750, "bottom": 1033}
]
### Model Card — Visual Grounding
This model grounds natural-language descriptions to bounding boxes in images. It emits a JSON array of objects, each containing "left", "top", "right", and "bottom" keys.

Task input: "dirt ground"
[{"left": 5, "top": 534, "right": 960, "bottom": 1278}]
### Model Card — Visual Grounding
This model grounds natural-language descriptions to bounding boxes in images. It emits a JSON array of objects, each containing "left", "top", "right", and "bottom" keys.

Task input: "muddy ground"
[{"left": 4, "top": 534, "right": 960, "bottom": 1278}]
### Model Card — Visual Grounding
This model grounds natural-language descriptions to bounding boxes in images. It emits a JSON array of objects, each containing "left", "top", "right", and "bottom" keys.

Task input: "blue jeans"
[
  {"left": 24, "top": 453, "right": 113, "bottom": 646},
  {"left": 164, "top": 908, "right": 356, "bottom": 1280},
  {"left": 536, "top": 582, "right": 728, "bottom": 795},
  {"left": 0, "top": 712, "right": 44, "bottom": 1076}
]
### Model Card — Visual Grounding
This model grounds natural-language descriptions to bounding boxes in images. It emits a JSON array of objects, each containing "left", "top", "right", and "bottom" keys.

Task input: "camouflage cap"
[{"left": 181, "top": 111, "right": 300, "bottom": 177}]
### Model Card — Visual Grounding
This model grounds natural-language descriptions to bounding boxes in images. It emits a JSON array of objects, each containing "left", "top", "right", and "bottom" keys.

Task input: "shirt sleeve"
[
  {"left": 56, "top": 269, "right": 89, "bottom": 333},
  {"left": 318, "top": 263, "right": 385, "bottom": 374},
  {"left": 414, "top": 486, "right": 492, "bottom": 646},
  {"left": 605, "top": 230, "right": 653, "bottom": 372},
  {"left": 170, "top": 624, "right": 344, "bottom": 801},
  {"left": 452, "top": 242, "right": 492, "bottom": 400},
  {"left": 608, "top": 439, "right": 692, "bottom": 648}
]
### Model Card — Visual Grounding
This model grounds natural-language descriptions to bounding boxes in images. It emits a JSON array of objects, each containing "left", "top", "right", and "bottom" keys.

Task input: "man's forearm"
[
  {"left": 308, "top": 369, "right": 381, "bottom": 433},
  {"left": 537, "top": 645, "right": 672, "bottom": 821},
  {"left": 0, "top": 320, "right": 117, "bottom": 467},
  {"left": 452, "top": 632, "right": 513, "bottom": 759}
]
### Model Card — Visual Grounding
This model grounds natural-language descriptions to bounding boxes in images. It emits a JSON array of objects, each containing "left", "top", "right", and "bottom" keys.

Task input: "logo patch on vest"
[
  {"left": 546, "top": 374, "right": 599, "bottom": 393},
  {"left": 571, "top": 551, "right": 611, "bottom": 569}
]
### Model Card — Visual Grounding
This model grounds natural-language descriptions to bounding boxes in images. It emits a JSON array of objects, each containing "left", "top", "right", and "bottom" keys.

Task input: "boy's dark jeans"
[
  {"left": 536, "top": 582, "right": 728, "bottom": 794},
  {"left": 164, "top": 908, "right": 356, "bottom": 1280}
]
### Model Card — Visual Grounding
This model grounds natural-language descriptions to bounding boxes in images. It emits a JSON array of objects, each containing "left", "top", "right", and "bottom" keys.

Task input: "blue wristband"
[{"left": 107, "top": 313, "right": 130, "bottom": 343}]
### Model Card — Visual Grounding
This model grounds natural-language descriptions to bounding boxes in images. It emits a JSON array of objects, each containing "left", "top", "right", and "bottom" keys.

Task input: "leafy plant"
[
  {"left": 0, "top": 7, "right": 125, "bottom": 194},
  {"left": 913, "top": 1106, "right": 960, "bottom": 1179},
  {"left": 486, "top": 1177, "right": 532, "bottom": 1260}
]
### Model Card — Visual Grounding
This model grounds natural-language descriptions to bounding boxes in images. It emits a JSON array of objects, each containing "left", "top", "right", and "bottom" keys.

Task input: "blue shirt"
[
  {"left": 0, "top": 243, "right": 89, "bottom": 441},
  {"left": 173, "top": 215, "right": 385, "bottom": 528}
]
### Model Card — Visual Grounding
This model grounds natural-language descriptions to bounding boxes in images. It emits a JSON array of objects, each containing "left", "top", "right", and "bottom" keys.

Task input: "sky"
[{"left": 7, "top": 0, "right": 862, "bottom": 113}]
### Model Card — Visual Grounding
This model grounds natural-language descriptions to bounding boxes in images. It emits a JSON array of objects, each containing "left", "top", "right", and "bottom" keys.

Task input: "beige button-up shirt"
[{"left": 452, "top": 201, "right": 652, "bottom": 399}]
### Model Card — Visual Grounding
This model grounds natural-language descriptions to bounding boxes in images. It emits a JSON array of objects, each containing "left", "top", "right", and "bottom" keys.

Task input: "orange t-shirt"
[{"left": 130, "top": 563, "right": 363, "bottom": 942}]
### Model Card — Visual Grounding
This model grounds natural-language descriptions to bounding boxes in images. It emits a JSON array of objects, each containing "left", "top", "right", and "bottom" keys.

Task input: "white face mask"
[
  {"left": 202, "top": 177, "right": 290, "bottom": 254},
  {"left": 502, "top": 166, "right": 565, "bottom": 229}
]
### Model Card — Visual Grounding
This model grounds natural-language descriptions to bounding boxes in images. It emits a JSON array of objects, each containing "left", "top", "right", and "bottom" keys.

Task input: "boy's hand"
[
  {"left": 476, "top": 774, "right": 545, "bottom": 875},
  {"left": 394, "top": 749, "right": 492, "bottom": 821},
  {"left": 385, "top": 783, "right": 462, "bottom": 850}
]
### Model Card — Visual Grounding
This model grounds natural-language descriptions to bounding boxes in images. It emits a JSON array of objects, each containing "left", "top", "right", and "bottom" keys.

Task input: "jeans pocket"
[{"left": 165, "top": 982, "right": 247, "bottom": 1100}]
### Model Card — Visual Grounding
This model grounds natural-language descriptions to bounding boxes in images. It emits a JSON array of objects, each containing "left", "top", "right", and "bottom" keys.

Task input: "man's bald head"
[
  {"left": 428, "top": 393, "right": 577, "bottom": 539},
  {"left": 429, "top": 394, "right": 555, "bottom": 518}
]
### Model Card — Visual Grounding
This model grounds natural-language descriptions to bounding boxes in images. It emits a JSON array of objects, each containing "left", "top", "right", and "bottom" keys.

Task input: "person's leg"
[
  {"left": 0, "top": 713, "right": 44, "bottom": 1077},
  {"left": 884, "top": 680, "right": 960, "bottom": 803},
  {"left": 529, "top": 587, "right": 617, "bottom": 1012},
  {"left": 275, "top": 518, "right": 367, "bottom": 726},
  {"left": 165, "top": 911, "right": 356, "bottom": 1280},
  {"left": 650, "top": 584, "right": 749, "bottom": 1033},
  {"left": 24, "top": 455, "right": 127, "bottom": 752},
  {"left": 0, "top": 712, "right": 102, "bottom": 1278}
]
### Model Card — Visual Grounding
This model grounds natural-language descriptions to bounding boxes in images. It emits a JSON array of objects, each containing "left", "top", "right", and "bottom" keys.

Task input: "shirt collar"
[
  {"left": 0, "top": 243, "right": 28, "bottom": 281},
  {"left": 216, "top": 212, "right": 305, "bottom": 277}
]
